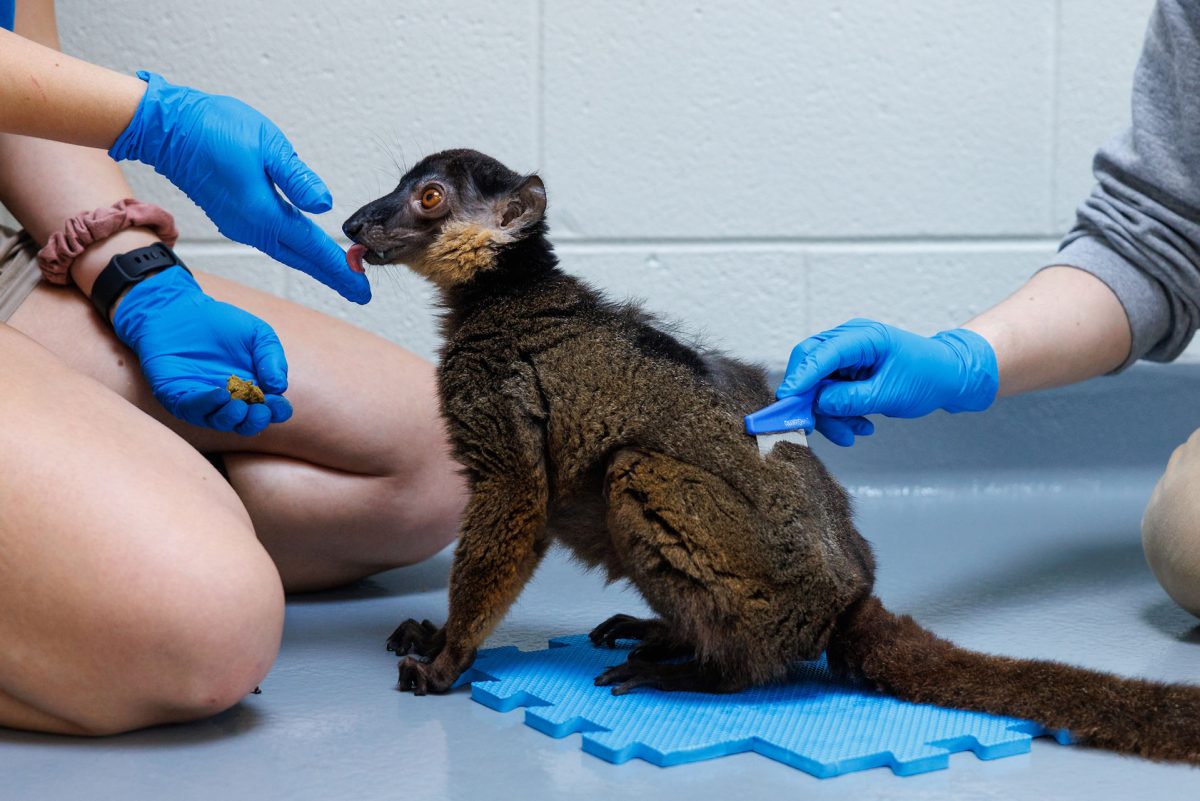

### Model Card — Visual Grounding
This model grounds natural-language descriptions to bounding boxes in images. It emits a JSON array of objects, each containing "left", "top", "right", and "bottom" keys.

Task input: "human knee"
[
  {"left": 76, "top": 541, "right": 284, "bottom": 734},
  {"left": 165, "top": 559, "right": 283, "bottom": 718},
  {"left": 400, "top": 469, "right": 465, "bottom": 558},
  {"left": 1142, "top": 434, "right": 1200, "bottom": 618},
  {"left": 353, "top": 470, "right": 463, "bottom": 570}
]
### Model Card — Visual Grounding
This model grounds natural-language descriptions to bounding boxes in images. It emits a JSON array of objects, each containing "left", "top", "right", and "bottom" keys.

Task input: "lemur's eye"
[{"left": 420, "top": 185, "right": 444, "bottom": 210}]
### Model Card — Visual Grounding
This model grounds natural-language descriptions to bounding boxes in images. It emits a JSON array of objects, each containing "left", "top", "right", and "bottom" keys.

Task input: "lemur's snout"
[{"left": 342, "top": 216, "right": 365, "bottom": 242}]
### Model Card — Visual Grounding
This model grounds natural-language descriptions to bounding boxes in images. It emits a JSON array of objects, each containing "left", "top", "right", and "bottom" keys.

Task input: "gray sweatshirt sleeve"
[{"left": 1053, "top": 0, "right": 1200, "bottom": 370}]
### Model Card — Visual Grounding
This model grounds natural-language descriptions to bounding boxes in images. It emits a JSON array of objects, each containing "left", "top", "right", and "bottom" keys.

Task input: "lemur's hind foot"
[{"left": 594, "top": 657, "right": 737, "bottom": 695}]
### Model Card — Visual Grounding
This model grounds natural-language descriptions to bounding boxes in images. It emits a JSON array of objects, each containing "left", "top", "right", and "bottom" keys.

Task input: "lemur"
[{"left": 343, "top": 149, "right": 1200, "bottom": 765}]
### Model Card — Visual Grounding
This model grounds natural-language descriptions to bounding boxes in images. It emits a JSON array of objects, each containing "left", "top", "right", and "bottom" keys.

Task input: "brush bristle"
[{"left": 755, "top": 431, "right": 808, "bottom": 458}]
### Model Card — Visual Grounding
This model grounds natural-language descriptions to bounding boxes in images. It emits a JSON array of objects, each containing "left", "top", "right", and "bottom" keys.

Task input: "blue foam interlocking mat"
[{"left": 458, "top": 634, "right": 1072, "bottom": 778}]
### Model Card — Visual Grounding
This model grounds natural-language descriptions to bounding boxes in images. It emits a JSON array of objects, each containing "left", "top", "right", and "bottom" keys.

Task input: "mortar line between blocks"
[
  {"left": 802, "top": 247, "right": 812, "bottom": 342},
  {"left": 176, "top": 237, "right": 1063, "bottom": 256},
  {"left": 554, "top": 239, "right": 1063, "bottom": 257},
  {"left": 1048, "top": 0, "right": 1063, "bottom": 234},
  {"left": 552, "top": 235, "right": 1065, "bottom": 250},
  {"left": 535, "top": 0, "right": 546, "bottom": 169}
]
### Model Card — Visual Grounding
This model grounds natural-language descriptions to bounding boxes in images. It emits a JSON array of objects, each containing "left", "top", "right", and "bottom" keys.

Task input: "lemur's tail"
[{"left": 825, "top": 594, "right": 1200, "bottom": 764}]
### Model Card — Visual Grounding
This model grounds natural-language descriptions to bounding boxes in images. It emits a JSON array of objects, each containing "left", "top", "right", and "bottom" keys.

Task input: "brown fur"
[
  {"left": 345, "top": 149, "right": 1200, "bottom": 765},
  {"left": 827, "top": 596, "right": 1200, "bottom": 763}
]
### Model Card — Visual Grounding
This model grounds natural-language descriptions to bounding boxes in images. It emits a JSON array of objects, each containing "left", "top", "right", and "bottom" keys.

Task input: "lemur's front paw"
[
  {"left": 397, "top": 656, "right": 457, "bottom": 695},
  {"left": 387, "top": 619, "right": 446, "bottom": 658}
]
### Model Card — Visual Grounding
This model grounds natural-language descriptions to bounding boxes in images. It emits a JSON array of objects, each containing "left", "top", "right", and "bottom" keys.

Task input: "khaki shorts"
[{"left": 0, "top": 226, "right": 41, "bottom": 323}]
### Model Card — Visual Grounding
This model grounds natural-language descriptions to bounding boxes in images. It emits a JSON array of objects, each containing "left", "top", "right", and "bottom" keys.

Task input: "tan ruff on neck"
[{"left": 414, "top": 221, "right": 514, "bottom": 289}]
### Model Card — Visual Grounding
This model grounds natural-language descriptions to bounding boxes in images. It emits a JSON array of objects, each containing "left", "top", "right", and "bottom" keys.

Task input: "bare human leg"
[
  {"left": 9, "top": 273, "right": 467, "bottom": 592},
  {"left": 0, "top": 324, "right": 283, "bottom": 734}
]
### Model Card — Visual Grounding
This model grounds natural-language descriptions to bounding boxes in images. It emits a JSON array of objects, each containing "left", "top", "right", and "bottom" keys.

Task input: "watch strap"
[{"left": 90, "top": 243, "right": 188, "bottom": 320}]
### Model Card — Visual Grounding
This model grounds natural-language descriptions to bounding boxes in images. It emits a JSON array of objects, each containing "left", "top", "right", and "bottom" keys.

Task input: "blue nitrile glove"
[
  {"left": 109, "top": 71, "right": 370, "bottom": 305},
  {"left": 113, "top": 266, "right": 294, "bottom": 435},
  {"left": 777, "top": 318, "right": 999, "bottom": 446}
]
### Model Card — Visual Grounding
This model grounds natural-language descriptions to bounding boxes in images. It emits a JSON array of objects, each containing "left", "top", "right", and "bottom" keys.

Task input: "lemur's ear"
[{"left": 498, "top": 175, "right": 546, "bottom": 231}]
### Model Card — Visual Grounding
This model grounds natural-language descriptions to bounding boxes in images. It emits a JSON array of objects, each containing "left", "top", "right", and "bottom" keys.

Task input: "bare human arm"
[
  {"left": 0, "top": 27, "right": 144, "bottom": 149},
  {"left": 962, "top": 266, "right": 1132, "bottom": 397},
  {"left": 779, "top": 1, "right": 1199, "bottom": 448},
  {"left": 0, "top": 0, "right": 159, "bottom": 303},
  {"left": 0, "top": 7, "right": 368, "bottom": 302},
  {"left": 775, "top": 267, "right": 1135, "bottom": 446},
  {"left": 774, "top": 264, "right": 1135, "bottom": 446},
  {"left": 957, "top": 2, "right": 1200, "bottom": 397},
  {"left": 1, "top": 0, "right": 294, "bottom": 437}
]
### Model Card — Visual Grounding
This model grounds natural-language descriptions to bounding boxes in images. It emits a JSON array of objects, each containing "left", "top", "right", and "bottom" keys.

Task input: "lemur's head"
[{"left": 342, "top": 149, "right": 547, "bottom": 289}]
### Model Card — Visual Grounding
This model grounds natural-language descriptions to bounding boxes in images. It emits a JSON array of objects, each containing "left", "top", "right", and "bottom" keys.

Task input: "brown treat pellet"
[{"left": 227, "top": 375, "right": 266, "bottom": 404}]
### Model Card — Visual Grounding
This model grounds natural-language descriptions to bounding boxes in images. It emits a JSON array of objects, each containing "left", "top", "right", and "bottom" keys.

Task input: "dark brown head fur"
[
  {"left": 357, "top": 150, "right": 1200, "bottom": 766},
  {"left": 343, "top": 149, "right": 549, "bottom": 290}
]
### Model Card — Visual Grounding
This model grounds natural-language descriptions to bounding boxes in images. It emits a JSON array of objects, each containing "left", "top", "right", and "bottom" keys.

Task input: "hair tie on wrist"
[{"left": 36, "top": 199, "right": 179, "bottom": 286}]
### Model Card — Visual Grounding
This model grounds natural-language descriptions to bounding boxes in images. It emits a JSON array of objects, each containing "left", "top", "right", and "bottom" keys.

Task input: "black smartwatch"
[{"left": 90, "top": 243, "right": 190, "bottom": 320}]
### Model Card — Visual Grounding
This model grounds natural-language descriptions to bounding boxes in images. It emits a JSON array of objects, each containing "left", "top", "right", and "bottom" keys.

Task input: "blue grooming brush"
[{"left": 744, "top": 387, "right": 817, "bottom": 457}]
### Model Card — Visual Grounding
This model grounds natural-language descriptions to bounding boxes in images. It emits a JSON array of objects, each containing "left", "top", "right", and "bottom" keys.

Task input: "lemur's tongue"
[{"left": 346, "top": 243, "right": 367, "bottom": 274}]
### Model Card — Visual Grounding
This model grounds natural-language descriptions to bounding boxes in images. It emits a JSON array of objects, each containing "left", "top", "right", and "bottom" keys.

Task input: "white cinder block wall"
[{"left": 51, "top": 0, "right": 1156, "bottom": 368}]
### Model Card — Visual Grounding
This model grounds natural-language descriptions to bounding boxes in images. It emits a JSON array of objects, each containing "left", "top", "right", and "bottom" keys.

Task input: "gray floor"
[{"left": 5, "top": 365, "right": 1200, "bottom": 799}]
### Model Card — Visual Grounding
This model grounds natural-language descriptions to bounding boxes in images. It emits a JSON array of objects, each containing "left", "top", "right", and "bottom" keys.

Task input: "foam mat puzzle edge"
[{"left": 459, "top": 634, "right": 1071, "bottom": 779}]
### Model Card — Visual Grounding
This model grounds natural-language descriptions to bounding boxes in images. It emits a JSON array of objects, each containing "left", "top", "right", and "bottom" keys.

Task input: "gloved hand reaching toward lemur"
[
  {"left": 113, "top": 266, "right": 293, "bottom": 435},
  {"left": 108, "top": 71, "right": 370, "bottom": 305},
  {"left": 777, "top": 318, "right": 999, "bottom": 446}
]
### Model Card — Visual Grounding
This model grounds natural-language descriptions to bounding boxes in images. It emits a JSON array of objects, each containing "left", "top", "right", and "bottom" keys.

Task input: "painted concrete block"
[
  {"left": 542, "top": 0, "right": 1055, "bottom": 239},
  {"left": 24, "top": 0, "right": 1149, "bottom": 364},
  {"left": 556, "top": 244, "right": 1050, "bottom": 377},
  {"left": 168, "top": 245, "right": 441, "bottom": 360},
  {"left": 805, "top": 245, "right": 1055, "bottom": 335},
  {"left": 281, "top": 257, "right": 444, "bottom": 361},
  {"left": 166, "top": 242, "right": 1059, "bottom": 375},
  {"left": 175, "top": 243, "right": 291, "bottom": 298},
  {"left": 57, "top": 0, "right": 539, "bottom": 241},
  {"left": 558, "top": 244, "right": 809, "bottom": 370},
  {"left": 1053, "top": 0, "right": 1157, "bottom": 232}
]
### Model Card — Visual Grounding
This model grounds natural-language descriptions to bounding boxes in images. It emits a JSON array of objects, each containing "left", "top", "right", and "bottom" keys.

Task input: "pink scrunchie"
[{"left": 36, "top": 199, "right": 179, "bottom": 285}]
